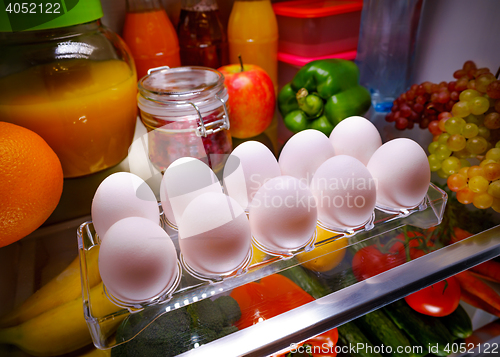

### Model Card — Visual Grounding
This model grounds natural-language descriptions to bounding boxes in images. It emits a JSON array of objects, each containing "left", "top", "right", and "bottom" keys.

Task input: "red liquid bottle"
[
  {"left": 176, "top": 0, "right": 229, "bottom": 68},
  {"left": 123, "top": 0, "right": 181, "bottom": 80}
]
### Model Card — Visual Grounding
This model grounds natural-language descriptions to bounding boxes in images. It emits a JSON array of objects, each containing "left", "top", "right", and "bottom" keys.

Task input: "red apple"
[{"left": 217, "top": 63, "right": 275, "bottom": 139}]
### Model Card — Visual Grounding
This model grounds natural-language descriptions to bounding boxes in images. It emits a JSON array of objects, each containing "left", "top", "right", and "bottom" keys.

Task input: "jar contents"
[
  {"left": 123, "top": 0, "right": 181, "bottom": 80},
  {"left": 0, "top": 59, "right": 137, "bottom": 178},
  {"left": 177, "top": 0, "right": 229, "bottom": 68},
  {"left": 141, "top": 110, "right": 232, "bottom": 174},
  {"left": 138, "top": 66, "right": 232, "bottom": 174}
]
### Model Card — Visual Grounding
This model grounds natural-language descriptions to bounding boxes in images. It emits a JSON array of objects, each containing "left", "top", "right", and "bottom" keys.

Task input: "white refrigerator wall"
[{"left": 413, "top": 0, "right": 500, "bottom": 84}]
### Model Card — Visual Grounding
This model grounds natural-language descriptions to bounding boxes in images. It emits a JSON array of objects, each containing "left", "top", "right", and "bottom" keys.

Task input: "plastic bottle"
[
  {"left": 123, "top": 0, "right": 181, "bottom": 80},
  {"left": 227, "top": 0, "right": 279, "bottom": 93},
  {"left": 356, "top": 0, "right": 423, "bottom": 112},
  {"left": 227, "top": 0, "right": 279, "bottom": 152},
  {"left": 176, "top": 0, "right": 229, "bottom": 68}
]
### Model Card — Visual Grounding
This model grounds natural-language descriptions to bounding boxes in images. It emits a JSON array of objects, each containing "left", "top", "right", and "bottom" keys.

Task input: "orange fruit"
[{"left": 0, "top": 122, "right": 63, "bottom": 248}]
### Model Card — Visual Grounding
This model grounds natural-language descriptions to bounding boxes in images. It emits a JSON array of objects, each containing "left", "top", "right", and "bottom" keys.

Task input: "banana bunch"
[
  {"left": 0, "top": 247, "right": 122, "bottom": 356},
  {"left": 0, "top": 248, "right": 101, "bottom": 328}
]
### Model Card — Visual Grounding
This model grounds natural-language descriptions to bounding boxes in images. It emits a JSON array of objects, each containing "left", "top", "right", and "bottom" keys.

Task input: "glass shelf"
[{"left": 78, "top": 183, "right": 447, "bottom": 350}]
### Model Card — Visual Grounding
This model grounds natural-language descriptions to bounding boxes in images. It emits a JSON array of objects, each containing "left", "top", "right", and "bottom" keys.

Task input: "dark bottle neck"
[{"left": 181, "top": 0, "right": 219, "bottom": 11}]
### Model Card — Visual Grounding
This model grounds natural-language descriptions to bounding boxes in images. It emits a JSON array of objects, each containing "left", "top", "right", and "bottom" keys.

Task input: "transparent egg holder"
[{"left": 78, "top": 183, "right": 447, "bottom": 350}]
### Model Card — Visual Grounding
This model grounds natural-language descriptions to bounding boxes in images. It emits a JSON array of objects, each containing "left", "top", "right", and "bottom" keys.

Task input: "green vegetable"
[
  {"left": 278, "top": 59, "right": 371, "bottom": 135},
  {"left": 438, "top": 304, "right": 473, "bottom": 339},
  {"left": 278, "top": 83, "right": 300, "bottom": 117},
  {"left": 291, "top": 59, "right": 360, "bottom": 99},
  {"left": 112, "top": 296, "right": 241, "bottom": 357},
  {"left": 216, "top": 325, "right": 239, "bottom": 339},
  {"left": 284, "top": 110, "right": 309, "bottom": 133},
  {"left": 308, "top": 115, "right": 334, "bottom": 137},
  {"left": 187, "top": 298, "right": 225, "bottom": 333},
  {"left": 323, "top": 85, "right": 372, "bottom": 127},
  {"left": 384, "top": 299, "right": 455, "bottom": 356},
  {"left": 337, "top": 322, "right": 382, "bottom": 357},
  {"left": 355, "top": 309, "right": 418, "bottom": 357},
  {"left": 112, "top": 307, "right": 193, "bottom": 357},
  {"left": 279, "top": 265, "right": 331, "bottom": 299},
  {"left": 214, "top": 295, "right": 241, "bottom": 326},
  {"left": 296, "top": 88, "right": 323, "bottom": 119}
]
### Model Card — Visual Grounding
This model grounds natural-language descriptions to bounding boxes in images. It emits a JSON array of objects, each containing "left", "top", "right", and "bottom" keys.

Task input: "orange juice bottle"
[
  {"left": 228, "top": 0, "right": 279, "bottom": 152},
  {"left": 122, "top": 0, "right": 181, "bottom": 80},
  {"left": 227, "top": 0, "right": 279, "bottom": 93}
]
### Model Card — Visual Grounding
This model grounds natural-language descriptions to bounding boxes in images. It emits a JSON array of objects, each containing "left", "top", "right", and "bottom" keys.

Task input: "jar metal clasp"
[{"left": 191, "top": 95, "right": 230, "bottom": 138}]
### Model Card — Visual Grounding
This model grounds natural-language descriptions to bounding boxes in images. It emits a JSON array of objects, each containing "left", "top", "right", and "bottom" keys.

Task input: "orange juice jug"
[
  {"left": 0, "top": 2, "right": 137, "bottom": 178},
  {"left": 123, "top": 0, "right": 181, "bottom": 80},
  {"left": 228, "top": 0, "right": 279, "bottom": 92}
]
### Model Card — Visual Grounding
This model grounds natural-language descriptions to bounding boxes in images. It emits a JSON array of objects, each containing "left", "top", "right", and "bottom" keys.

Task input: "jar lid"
[
  {"left": 138, "top": 66, "right": 228, "bottom": 118},
  {"left": 0, "top": 0, "right": 104, "bottom": 32}
]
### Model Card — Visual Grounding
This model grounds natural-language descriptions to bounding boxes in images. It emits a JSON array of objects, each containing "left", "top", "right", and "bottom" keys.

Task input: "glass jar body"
[
  {"left": 138, "top": 66, "right": 232, "bottom": 174},
  {"left": 0, "top": 21, "right": 138, "bottom": 178}
]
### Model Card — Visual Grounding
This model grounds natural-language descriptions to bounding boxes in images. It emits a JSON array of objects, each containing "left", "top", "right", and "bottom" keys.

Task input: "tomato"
[
  {"left": 404, "top": 276, "right": 461, "bottom": 317},
  {"left": 273, "top": 327, "right": 338, "bottom": 357},
  {"left": 391, "top": 231, "right": 434, "bottom": 260},
  {"left": 352, "top": 245, "right": 406, "bottom": 281}
]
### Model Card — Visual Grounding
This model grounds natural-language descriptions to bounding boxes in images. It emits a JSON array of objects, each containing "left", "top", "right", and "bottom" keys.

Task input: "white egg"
[
  {"left": 249, "top": 176, "right": 317, "bottom": 255},
  {"left": 310, "top": 155, "right": 377, "bottom": 230},
  {"left": 91, "top": 172, "right": 159, "bottom": 240},
  {"left": 329, "top": 116, "right": 382, "bottom": 165},
  {"left": 223, "top": 141, "right": 281, "bottom": 211},
  {"left": 367, "top": 138, "right": 430, "bottom": 210},
  {"left": 160, "top": 157, "right": 222, "bottom": 227},
  {"left": 178, "top": 192, "right": 252, "bottom": 276},
  {"left": 279, "top": 129, "right": 335, "bottom": 184},
  {"left": 99, "top": 217, "right": 179, "bottom": 303}
]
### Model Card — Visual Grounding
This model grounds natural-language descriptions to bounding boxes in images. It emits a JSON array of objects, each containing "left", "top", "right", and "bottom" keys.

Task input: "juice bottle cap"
[{"left": 0, "top": 0, "right": 104, "bottom": 32}]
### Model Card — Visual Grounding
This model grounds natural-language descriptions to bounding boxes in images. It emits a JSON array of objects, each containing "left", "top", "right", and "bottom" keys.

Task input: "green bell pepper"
[
  {"left": 296, "top": 88, "right": 323, "bottom": 119},
  {"left": 278, "top": 59, "right": 371, "bottom": 135},
  {"left": 284, "top": 110, "right": 309, "bottom": 133}
]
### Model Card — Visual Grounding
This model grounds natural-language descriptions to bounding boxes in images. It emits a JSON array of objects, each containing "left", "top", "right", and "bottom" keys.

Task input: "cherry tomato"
[
  {"left": 404, "top": 276, "right": 461, "bottom": 317},
  {"left": 352, "top": 245, "right": 406, "bottom": 281},
  {"left": 391, "top": 231, "right": 434, "bottom": 260}
]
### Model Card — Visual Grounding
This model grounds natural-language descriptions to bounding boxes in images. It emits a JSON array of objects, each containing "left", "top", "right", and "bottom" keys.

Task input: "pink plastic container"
[{"left": 273, "top": 0, "right": 363, "bottom": 58}]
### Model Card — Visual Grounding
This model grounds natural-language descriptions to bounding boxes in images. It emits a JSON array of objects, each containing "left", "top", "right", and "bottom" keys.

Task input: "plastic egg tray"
[{"left": 78, "top": 183, "right": 447, "bottom": 349}]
